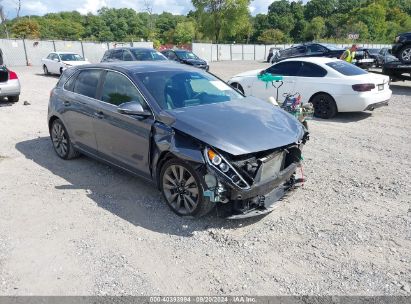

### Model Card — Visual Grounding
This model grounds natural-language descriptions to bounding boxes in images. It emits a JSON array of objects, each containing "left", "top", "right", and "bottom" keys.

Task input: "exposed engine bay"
[{"left": 201, "top": 134, "right": 308, "bottom": 219}]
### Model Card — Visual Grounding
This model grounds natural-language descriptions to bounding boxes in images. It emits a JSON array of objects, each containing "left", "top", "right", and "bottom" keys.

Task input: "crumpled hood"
[{"left": 165, "top": 96, "right": 305, "bottom": 156}]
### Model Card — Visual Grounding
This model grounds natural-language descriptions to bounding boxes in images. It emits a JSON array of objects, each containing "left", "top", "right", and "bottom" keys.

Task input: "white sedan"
[
  {"left": 228, "top": 57, "right": 392, "bottom": 119},
  {"left": 41, "top": 52, "right": 90, "bottom": 75}
]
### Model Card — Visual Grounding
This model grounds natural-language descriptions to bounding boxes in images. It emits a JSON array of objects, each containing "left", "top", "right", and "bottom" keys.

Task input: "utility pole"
[
  {"left": 0, "top": 1, "right": 10, "bottom": 38},
  {"left": 144, "top": 0, "right": 154, "bottom": 41},
  {"left": 16, "top": 0, "right": 21, "bottom": 18}
]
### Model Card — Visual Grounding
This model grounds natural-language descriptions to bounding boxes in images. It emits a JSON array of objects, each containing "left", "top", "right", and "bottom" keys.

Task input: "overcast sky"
[{"left": 1, "top": 0, "right": 277, "bottom": 18}]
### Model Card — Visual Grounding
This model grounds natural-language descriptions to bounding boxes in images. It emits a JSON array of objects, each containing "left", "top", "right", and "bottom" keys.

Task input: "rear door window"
[
  {"left": 122, "top": 50, "right": 133, "bottom": 61},
  {"left": 266, "top": 61, "right": 302, "bottom": 76},
  {"left": 307, "top": 44, "right": 327, "bottom": 55},
  {"left": 298, "top": 62, "right": 327, "bottom": 77},
  {"left": 110, "top": 50, "right": 123, "bottom": 60},
  {"left": 73, "top": 69, "right": 102, "bottom": 98},
  {"left": 326, "top": 61, "right": 368, "bottom": 76}
]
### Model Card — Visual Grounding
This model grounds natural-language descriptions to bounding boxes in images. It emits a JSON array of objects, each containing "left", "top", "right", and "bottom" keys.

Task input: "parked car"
[
  {"left": 0, "top": 65, "right": 20, "bottom": 102},
  {"left": 267, "top": 47, "right": 280, "bottom": 63},
  {"left": 161, "top": 49, "right": 209, "bottom": 71},
  {"left": 352, "top": 48, "right": 375, "bottom": 69},
  {"left": 271, "top": 43, "right": 345, "bottom": 63},
  {"left": 48, "top": 62, "right": 308, "bottom": 219},
  {"left": 375, "top": 48, "right": 397, "bottom": 67},
  {"left": 42, "top": 52, "right": 90, "bottom": 76},
  {"left": 228, "top": 57, "right": 391, "bottom": 119},
  {"left": 392, "top": 32, "right": 411, "bottom": 63},
  {"left": 101, "top": 47, "right": 168, "bottom": 62}
]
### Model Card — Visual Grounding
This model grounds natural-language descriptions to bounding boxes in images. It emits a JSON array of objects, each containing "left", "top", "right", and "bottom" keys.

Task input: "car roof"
[
  {"left": 281, "top": 57, "right": 338, "bottom": 64},
  {"left": 72, "top": 61, "right": 201, "bottom": 73},
  {"left": 53, "top": 52, "right": 79, "bottom": 55},
  {"left": 108, "top": 47, "right": 156, "bottom": 51},
  {"left": 162, "top": 49, "right": 191, "bottom": 52}
]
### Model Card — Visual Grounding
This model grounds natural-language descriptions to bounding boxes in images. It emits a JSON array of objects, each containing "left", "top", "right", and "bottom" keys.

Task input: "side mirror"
[
  {"left": 54, "top": 58, "right": 60, "bottom": 62},
  {"left": 117, "top": 101, "right": 151, "bottom": 117}
]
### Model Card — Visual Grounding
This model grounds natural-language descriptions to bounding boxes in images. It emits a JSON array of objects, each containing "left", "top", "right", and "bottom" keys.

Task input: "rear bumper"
[
  {"left": 0, "top": 79, "right": 21, "bottom": 97},
  {"left": 336, "top": 88, "right": 392, "bottom": 112},
  {"left": 364, "top": 100, "right": 389, "bottom": 111}
]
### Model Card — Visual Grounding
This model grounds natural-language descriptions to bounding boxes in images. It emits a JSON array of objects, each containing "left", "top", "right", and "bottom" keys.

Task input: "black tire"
[
  {"left": 160, "top": 158, "right": 214, "bottom": 218},
  {"left": 231, "top": 82, "right": 244, "bottom": 94},
  {"left": 398, "top": 45, "right": 411, "bottom": 64},
  {"left": 59, "top": 67, "right": 63, "bottom": 75},
  {"left": 7, "top": 96, "right": 19, "bottom": 103},
  {"left": 43, "top": 65, "right": 49, "bottom": 75},
  {"left": 50, "top": 119, "right": 80, "bottom": 160},
  {"left": 311, "top": 93, "right": 337, "bottom": 119}
]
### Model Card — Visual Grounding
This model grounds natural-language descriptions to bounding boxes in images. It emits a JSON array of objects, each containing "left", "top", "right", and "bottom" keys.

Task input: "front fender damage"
[{"left": 151, "top": 122, "right": 308, "bottom": 219}]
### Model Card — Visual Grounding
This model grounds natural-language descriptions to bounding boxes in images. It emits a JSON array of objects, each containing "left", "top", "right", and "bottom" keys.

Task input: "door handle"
[
  {"left": 63, "top": 101, "right": 71, "bottom": 107},
  {"left": 94, "top": 111, "right": 105, "bottom": 119}
]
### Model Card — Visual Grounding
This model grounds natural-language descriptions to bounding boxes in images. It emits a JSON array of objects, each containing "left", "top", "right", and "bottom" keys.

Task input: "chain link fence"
[
  {"left": 193, "top": 43, "right": 392, "bottom": 62},
  {"left": 0, "top": 39, "right": 154, "bottom": 66}
]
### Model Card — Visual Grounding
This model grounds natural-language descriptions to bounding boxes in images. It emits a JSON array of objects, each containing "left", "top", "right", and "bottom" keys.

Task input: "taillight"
[
  {"left": 8, "top": 70, "right": 18, "bottom": 80},
  {"left": 352, "top": 83, "right": 375, "bottom": 92}
]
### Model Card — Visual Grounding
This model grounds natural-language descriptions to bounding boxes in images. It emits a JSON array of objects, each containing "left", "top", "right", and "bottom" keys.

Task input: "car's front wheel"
[
  {"left": 398, "top": 45, "right": 411, "bottom": 63},
  {"left": 311, "top": 93, "right": 337, "bottom": 119},
  {"left": 160, "top": 158, "right": 214, "bottom": 218},
  {"left": 50, "top": 119, "right": 79, "bottom": 160}
]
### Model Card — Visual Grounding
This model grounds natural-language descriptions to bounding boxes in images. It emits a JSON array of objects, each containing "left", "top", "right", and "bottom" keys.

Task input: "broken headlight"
[{"left": 205, "top": 147, "right": 250, "bottom": 189}]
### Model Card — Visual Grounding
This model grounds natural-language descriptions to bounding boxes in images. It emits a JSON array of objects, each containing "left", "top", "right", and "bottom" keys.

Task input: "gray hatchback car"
[{"left": 48, "top": 62, "right": 308, "bottom": 219}]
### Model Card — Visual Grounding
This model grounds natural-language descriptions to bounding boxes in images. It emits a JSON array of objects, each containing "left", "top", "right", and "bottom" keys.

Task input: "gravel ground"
[{"left": 0, "top": 61, "right": 410, "bottom": 296}]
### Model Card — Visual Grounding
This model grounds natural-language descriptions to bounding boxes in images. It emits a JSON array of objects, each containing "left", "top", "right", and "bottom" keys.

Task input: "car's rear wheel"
[
  {"left": 398, "top": 45, "right": 411, "bottom": 63},
  {"left": 160, "top": 158, "right": 214, "bottom": 218},
  {"left": 50, "top": 119, "right": 79, "bottom": 160},
  {"left": 7, "top": 96, "right": 19, "bottom": 103},
  {"left": 43, "top": 65, "right": 49, "bottom": 75},
  {"left": 311, "top": 93, "right": 337, "bottom": 119}
]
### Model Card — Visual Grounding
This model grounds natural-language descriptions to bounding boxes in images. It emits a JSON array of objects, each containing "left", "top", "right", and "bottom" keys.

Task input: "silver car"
[{"left": 0, "top": 66, "right": 21, "bottom": 102}]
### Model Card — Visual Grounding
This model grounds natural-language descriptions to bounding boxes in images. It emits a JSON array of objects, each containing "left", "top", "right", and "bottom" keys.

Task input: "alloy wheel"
[
  {"left": 401, "top": 48, "right": 411, "bottom": 62},
  {"left": 51, "top": 121, "right": 68, "bottom": 158},
  {"left": 162, "top": 164, "right": 200, "bottom": 215}
]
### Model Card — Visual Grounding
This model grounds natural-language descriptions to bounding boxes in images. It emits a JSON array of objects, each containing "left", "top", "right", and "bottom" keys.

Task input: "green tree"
[
  {"left": 174, "top": 21, "right": 196, "bottom": 44},
  {"left": 191, "top": 0, "right": 251, "bottom": 43},
  {"left": 354, "top": 3, "right": 387, "bottom": 41},
  {"left": 257, "top": 28, "right": 286, "bottom": 44},
  {"left": 304, "top": 16, "right": 325, "bottom": 41},
  {"left": 12, "top": 19, "right": 40, "bottom": 38},
  {"left": 267, "top": 0, "right": 295, "bottom": 36},
  {"left": 305, "top": 0, "right": 337, "bottom": 20}
]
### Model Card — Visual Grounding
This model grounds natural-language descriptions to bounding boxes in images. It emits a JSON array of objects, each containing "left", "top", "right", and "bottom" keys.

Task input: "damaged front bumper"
[{"left": 203, "top": 147, "right": 304, "bottom": 219}]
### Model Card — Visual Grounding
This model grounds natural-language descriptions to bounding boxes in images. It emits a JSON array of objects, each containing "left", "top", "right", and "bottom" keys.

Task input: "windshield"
[
  {"left": 175, "top": 51, "right": 198, "bottom": 60},
  {"left": 131, "top": 49, "right": 167, "bottom": 61},
  {"left": 60, "top": 54, "right": 84, "bottom": 61},
  {"left": 326, "top": 61, "right": 368, "bottom": 76},
  {"left": 136, "top": 70, "right": 243, "bottom": 110}
]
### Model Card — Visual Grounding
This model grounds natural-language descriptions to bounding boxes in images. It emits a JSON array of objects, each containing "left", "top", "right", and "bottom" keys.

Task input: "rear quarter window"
[
  {"left": 326, "top": 61, "right": 368, "bottom": 76},
  {"left": 298, "top": 62, "right": 327, "bottom": 77}
]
